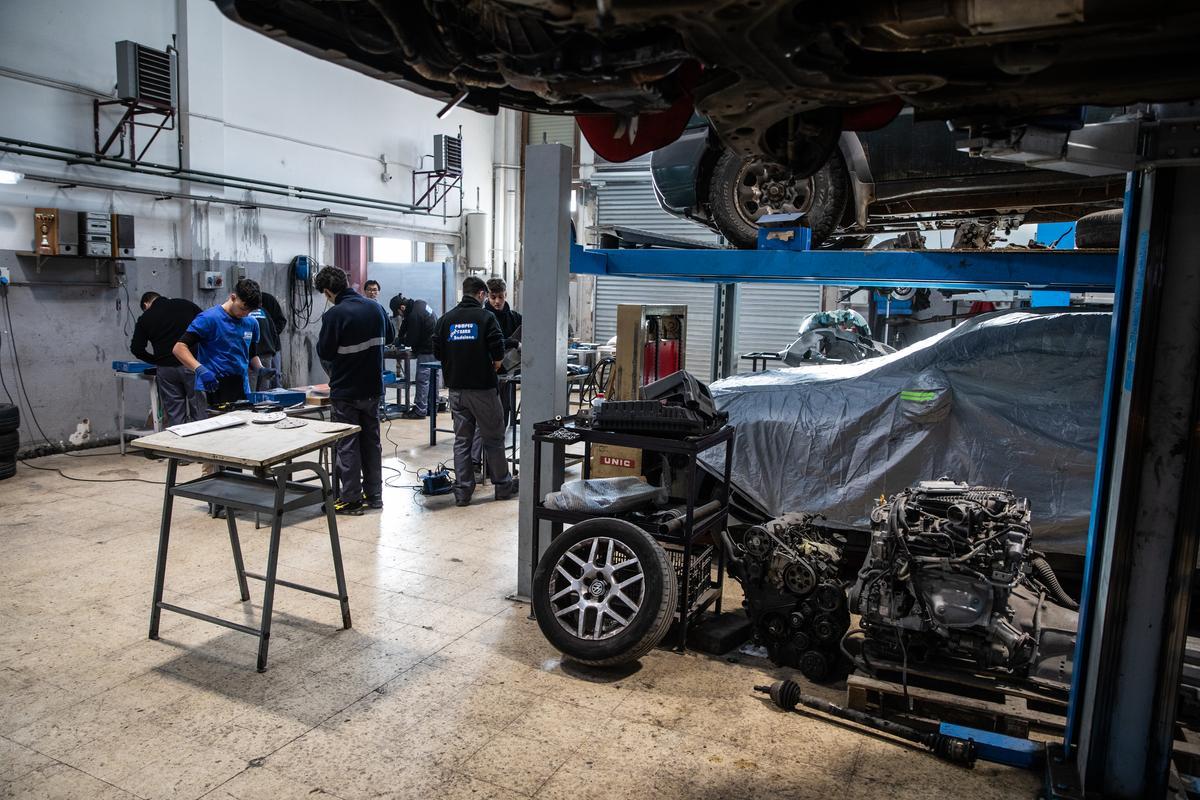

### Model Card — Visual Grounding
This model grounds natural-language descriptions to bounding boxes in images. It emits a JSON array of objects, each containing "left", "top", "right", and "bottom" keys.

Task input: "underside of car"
[{"left": 216, "top": 0, "right": 1200, "bottom": 174}]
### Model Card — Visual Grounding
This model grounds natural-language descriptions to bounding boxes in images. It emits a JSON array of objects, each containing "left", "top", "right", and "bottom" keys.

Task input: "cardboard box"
[{"left": 590, "top": 444, "right": 643, "bottom": 479}]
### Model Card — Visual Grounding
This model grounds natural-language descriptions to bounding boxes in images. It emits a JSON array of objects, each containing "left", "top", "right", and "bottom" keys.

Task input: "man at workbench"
[
  {"left": 315, "top": 266, "right": 395, "bottom": 515},
  {"left": 434, "top": 276, "right": 518, "bottom": 507},
  {"left": 390, "top": 293, "right": 438, "bottom": 420},
  {"left": 131, "top": 291, "right": 203, "bottom": 427},
  {"left": 171, "top": 278, "right": 263, "bottom": 410}
]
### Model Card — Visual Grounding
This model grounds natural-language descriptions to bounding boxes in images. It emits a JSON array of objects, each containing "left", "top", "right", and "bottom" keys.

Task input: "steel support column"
[
  {"left": 516, "top": 144, "right": 572, "bottom": 598},
  {"left": 711, "top": 283, "right": 738, "bottom": 380},
  {"left": 1062, "top": 166, "right": 1200, "bottom": 798}
]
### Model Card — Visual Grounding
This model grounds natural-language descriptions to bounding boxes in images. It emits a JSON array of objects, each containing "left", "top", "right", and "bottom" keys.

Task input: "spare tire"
[
  {"left": 532, "top": 518, "right": 677, "bottom": 666},
  {"left": 0, "top": 459, "right": 15, "bottom": 481},
  {"left": 0, "top": 430, "right": 17, "bottom": 460},
  {"left": 1075, "top": 209, "right": 1123, "bottom": 249},
  {"left": 0, "top": 403, "right": 18, "bottom": 434},
  {"left": 708, "top": 148, "right": 848, "bottom": 249}
]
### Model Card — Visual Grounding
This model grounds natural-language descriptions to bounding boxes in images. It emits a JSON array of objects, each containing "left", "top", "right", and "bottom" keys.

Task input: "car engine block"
[
  {"left": 731, "top": 512, "right": 850, "bottom": 682},
  {"left": 848, "top": 480, "right": 1077, "bottom": 685}
]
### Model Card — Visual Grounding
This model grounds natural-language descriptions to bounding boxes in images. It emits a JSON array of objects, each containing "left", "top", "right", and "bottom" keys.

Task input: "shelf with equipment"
[{"left": 528, "top": 419, "right": 734, "bottom": 651}]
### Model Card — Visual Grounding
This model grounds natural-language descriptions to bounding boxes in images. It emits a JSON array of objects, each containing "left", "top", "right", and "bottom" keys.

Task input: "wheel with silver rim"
[{"left": 532, "top": 518, "right": 677, "bottom": 666}]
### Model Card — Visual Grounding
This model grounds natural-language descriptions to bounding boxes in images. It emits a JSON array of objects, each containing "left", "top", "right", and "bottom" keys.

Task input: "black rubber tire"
[
  {"left": 0, "top": 403, "right": 18, "bottom": 434},
  {"left": 0, "top": 430, "right": 17, "bottom": 460},
  {"left": 0, "top": 458, "right": 14, "bottom": 481},
  {"left": 532, "top": 517, "right": 677, "bottom": 667},
  {"left": 1075, "top": 209, "right": 1123, "bottom": 249},
  {"left": 708, "top": 148, "right": 849, "bottom": 249}
]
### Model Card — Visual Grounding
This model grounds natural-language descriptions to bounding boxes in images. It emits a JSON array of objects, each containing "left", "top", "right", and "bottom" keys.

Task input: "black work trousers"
[{"left": 332, "top": 396, "right": 383, "bottom": 504}]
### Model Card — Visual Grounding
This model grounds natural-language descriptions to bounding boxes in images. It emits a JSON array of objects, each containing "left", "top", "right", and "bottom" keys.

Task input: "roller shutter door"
[
  {"left": 594, "top": 278, "right": 716, "bottom": 382},
  {"left": 528, "top": 114, "right": 576, "bottom": 149},
  {"left": 594, "top": 154, "right": 718, "bottom": 244},
  {"left": 733, "top": 284, "right": 823, "bottom": 373}
]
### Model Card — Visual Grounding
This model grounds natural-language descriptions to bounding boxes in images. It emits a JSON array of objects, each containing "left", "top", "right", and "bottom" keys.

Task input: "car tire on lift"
[
  {"left": 532, "top": 517, "right": 677, "bottom": 667},
  {"left": 0, "top": 403, "right": 18, "bottom": 435},
  {"left": 708, "top": 149, "right": 849, "bottom": 249},
  {"left": 1075, "top": 209, "right": 1123, "bottom": 249}
]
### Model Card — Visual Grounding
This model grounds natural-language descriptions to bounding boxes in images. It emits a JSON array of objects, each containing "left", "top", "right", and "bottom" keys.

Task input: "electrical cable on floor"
[
  {"left": 18, "top": 457, "right": 165, "bottom": 484},
  {"left": 2, "top": 290, "right": 56, "bottom": 449}
]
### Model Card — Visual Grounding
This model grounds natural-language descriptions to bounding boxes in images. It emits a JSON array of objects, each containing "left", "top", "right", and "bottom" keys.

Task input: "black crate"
[{"left": 663, "top": 542, "right": 715, "bottom": 613}]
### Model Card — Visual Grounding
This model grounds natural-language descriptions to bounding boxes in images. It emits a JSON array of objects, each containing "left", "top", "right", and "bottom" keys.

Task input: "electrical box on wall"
[
  {"left": 230, "top": 264, "right": 246, "bottom": 286},
  {"left": 199, "top": 271, "right": 224, "bottom": 291}
]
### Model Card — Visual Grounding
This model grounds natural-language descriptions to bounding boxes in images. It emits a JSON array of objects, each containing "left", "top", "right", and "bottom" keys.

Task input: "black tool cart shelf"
[{"left": 528, "top": 420, "right": 735, "bottom": 651}]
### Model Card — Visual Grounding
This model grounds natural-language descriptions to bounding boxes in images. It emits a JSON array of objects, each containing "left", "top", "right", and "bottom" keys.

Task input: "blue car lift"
[{"left": 518, "top": 104, "right": 1200, "bottom": 798}]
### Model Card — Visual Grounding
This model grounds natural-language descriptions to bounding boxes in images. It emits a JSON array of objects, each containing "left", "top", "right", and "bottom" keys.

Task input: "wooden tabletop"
[{"left": 130, "top": 412, "right": 360, "bottom": 469}]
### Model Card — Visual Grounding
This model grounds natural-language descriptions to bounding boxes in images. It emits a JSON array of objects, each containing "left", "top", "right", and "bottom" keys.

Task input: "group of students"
[{"left": 130, "top": 268, "right": 522, "bottom": 516}]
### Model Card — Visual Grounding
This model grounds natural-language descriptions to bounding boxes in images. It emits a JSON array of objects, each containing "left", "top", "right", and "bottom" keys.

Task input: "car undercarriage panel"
[{"left": 216, "top": 0, "right": 1200, "bottom": 169}]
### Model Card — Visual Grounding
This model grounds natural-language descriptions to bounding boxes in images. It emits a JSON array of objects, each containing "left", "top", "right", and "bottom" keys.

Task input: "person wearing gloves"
[
  {"left": 315, "top": 266, "right": 395, "bottom": 515},
  {"left": 172, "top": 278, "right": 263, "bottom": 409},
  {"left": 249, "top": 290, "right": 287, "bottom": 390}
]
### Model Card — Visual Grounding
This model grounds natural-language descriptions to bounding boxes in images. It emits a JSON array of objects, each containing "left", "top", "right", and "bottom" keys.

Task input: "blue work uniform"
[{"left": 185, "top": 305, "right": 260, "bottom": 400}]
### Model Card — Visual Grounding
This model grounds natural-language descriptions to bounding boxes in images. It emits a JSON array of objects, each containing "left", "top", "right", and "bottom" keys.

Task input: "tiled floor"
[{"left": 0, "top": 419, "right": 1042, "bottom": 799}]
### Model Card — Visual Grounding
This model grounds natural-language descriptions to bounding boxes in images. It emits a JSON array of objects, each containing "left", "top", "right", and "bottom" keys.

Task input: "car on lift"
[
  {"left": 215, "top": 1, "right": 1200, "bottom": 177},
  {"left": 650, "top": 111, "right": 1126, "bottom": 248}
]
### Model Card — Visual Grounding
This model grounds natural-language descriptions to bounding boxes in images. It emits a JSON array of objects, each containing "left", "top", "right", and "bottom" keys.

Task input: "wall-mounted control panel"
[{"left": 198, "top": 271, "right": 225, "bottom": 290}]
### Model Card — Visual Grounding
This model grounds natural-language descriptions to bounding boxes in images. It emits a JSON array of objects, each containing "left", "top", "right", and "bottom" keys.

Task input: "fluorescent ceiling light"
[{"left": 0, "top": 170, "right": 23, "bottom": 184}]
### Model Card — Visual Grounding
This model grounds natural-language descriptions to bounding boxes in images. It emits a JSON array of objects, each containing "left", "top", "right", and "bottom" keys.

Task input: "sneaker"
[
  {"left": 401, "top": 410, "right": 426, "bottom": 420},
  {"left": 494, "top": 477, "right": 519, "bottom": 501},
  {"left": 454, "top": 493, "right": 472, "bottom": 507},
  {"left": 363, "top": 495, "right": 384, "bottom": 509},
  {"left": 334, "top": 499, "right": 364, "bottom": 516}
]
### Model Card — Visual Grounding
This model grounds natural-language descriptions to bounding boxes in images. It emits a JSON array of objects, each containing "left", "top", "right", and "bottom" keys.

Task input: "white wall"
[
  {"left": 0, "top": 0, "right": 509, "bottom": 451},
  {"left": 0, "top": 0, "right": 499, "bottom": 261}
]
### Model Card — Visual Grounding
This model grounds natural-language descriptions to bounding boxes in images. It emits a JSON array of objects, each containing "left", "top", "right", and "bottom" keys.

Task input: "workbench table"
[{"left": 131, "top": 414, "right": 360, "bottom": 671}]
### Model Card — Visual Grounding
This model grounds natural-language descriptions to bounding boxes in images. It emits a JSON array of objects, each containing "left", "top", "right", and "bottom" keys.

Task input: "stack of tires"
[{"left": 0, "top": 403, "right": 18, "bottom": 480}]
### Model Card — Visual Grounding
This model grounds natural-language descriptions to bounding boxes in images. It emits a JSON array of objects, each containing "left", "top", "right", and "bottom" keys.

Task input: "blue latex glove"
[{"left": 195, "top": 365, "right": 219, "bottom": 392}]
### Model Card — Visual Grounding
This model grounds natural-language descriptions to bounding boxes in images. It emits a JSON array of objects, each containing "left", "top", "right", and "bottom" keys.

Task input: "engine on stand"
[
  {"left": 725, "top": 513, "right": 850, "bottom": 682},
  {"left": 847, "top": 480, "right": 1078, "bottom": 687}
]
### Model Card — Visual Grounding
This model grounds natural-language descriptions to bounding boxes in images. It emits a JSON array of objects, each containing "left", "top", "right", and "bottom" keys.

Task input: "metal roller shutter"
[
  {"left": 528, "top": 114, "right": 576, "bottom": 149},
  {"left": 594, "top": 278, "right": 716, "bottom": 382},
  {"left": 733, "top": 284, "right": 823, "bottom": 373},
  {"left": 594, "top": 154, "right": 719, "bottom": 244}
]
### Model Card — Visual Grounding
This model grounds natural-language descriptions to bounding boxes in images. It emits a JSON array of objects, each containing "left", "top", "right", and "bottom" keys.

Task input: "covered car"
[{"left": 704, "top": 309, "right": 1108, "bottom": 554}]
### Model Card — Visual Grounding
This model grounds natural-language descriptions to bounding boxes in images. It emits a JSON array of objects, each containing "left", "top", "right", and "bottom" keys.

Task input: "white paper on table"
[{"left": 166, "top": 415, "right": 248, "bottom": 437}]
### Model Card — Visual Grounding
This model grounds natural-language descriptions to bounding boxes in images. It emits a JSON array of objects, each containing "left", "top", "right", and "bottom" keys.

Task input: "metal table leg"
[
  {"left": 117, "top": 374, "right": 127, "bottom": 455},
  {"left": 226, "top": 512, "right": 251, "bottom": 602},
  {"left": 148, "top": 458, "right": 179, "bottom": 638},
  {"left": 255, "top": 476, "right": 287, "bottom": 672}
]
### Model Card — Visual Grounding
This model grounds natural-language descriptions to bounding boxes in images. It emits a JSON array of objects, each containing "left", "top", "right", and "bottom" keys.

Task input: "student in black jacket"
[
  {"left": 484, "top": 277, "right": 522, "bottom": 347},
  {"left": 249, "top": 291, "right": 287, "bottom": 390},
  {"left": 471, "top": 277, "right": 522, "bottom": 469},
  {"left": 433, "top": 276, "right": 517, "bottom": 506},
  {"left": 315, "top": 266, "right": 395, "bottom": 515},
  {"left": 389, "top": 294, "right": 438, "bottom": 419},
  {"left": 130, "top": 292, "right": 202, "bottom": 426}
]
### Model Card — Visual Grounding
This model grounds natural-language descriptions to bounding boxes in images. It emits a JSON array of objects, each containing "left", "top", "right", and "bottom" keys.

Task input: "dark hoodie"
[
  {"left": 485, "top": 301, "right": 522, "bottom": 349},
  {"left": 396, "top": 297, "right": 436, "bottom": 354}
]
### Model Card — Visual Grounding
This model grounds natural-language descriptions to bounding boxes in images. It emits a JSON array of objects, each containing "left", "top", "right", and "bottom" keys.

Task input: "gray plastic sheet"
[
  {"left": 544, "top": 477, "right": 668, "bottom": 514},
  {"left": 705, "top": 310, "right": 1110, "bottom": 554}
]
